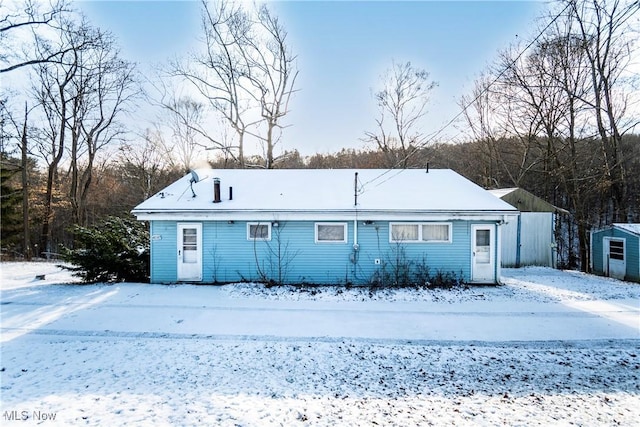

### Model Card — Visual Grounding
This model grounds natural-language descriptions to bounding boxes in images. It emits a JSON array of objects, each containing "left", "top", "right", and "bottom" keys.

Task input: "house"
[
  {"left": 489, "top": 188, "right": 569, "bottom": 268},
  {"left": 131, "top": 169, "right": 518, "bottom": 285},
  {"left": 590, "top": 224, "right": 640, "bottom": 282}
]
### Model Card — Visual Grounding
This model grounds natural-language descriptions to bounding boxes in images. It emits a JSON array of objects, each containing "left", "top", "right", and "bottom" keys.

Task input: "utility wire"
[{"left": 359, "top": 1, "right": 573, "bottom": 192}]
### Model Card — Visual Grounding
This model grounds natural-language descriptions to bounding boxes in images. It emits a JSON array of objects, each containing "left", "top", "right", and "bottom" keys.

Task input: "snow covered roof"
[
  {"left": 488, "top": 188, "right": 518, "bottom": 199},
  {"left": 489, "top": 187, "right": 569, "bottom": 214},
  {"left": 132, "top": 169, "right": 517, "bottom": 220},
  {"left": 613, "top": 223, "right": 640, "bottom": 236}
]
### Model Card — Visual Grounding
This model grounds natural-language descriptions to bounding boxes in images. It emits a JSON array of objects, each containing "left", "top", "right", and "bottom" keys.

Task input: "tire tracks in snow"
[{"left": 2, "top": 326, "right": 639, "bottom": 350}]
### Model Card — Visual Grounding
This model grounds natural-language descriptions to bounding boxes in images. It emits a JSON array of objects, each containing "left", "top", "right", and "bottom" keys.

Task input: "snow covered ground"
[{"left": 1, "top": 262, "right": 639, "bottom": 426}]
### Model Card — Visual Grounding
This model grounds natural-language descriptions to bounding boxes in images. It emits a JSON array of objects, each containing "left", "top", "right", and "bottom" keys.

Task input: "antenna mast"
[{"left": 354, "top": 172, "right": 358, "bottom": 206}]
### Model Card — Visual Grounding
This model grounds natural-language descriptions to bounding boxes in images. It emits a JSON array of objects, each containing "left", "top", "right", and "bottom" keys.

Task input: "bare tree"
[
  {"left": 520, "top": 28, "right": 595, "bottom": 270},
  {"left": 64, "top": 22, "right": 137, "bottom": 226},
  {"left": 462, "top": 15, "right": 597, "bottom": 269},
  {"left": 569, "top": 0, "right": 639, "bottom": 223},
  {"left": 253, "top": 221, "right": 299, "bottom": 285},
  {"left": 0, "top": 0, "right": 72, "bottom": 73},
  {"left": 20, "top": 102, "right": 30, "bottom": 258},
  {"left": 31, "top": 15, "right": 136, "bottom": 250},
  {"left": 241, "top": 4, "right": 298, "bottom": 168},
  {"left": 30, "top": 15, "right": 80, "bottom": 253},
  {"left": 459, "top": 71, "right": 523, "bottom": 188},
  {"left": 170, "top": 0, "right": 249, "bottom": 166},
  {"left": 458, "top": 0, "right": 639, "bottom": 270},
  {"left": 154, "top": 96, "right": 206, "bottom": 173},
  {"left": 364, "top": 61, "right": 437, "bottom": 168},
  {"left": 118, "top": 130, "right": 178, "bottom": 203},
  {"left": 172, "top": 0, "right": 298, "bottom": 168}
]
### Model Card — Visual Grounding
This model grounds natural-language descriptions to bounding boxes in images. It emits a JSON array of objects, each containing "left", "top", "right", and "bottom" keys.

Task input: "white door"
[
  {"left": 177, "top": 223, "right": 202, "bottom": 281},
  {"left": 604, "top": 238, "right": 625, "bottom": 280},
  {"left": 472, "top": 225, "right": 495, "bottom": 283}
]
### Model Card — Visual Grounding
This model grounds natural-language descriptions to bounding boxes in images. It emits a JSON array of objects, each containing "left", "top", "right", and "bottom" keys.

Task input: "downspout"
[
  {"left": 590, "top": 230, "right": 595, "bottom": 274},
  {"left": 496, "top": 219, "right": 503, "bottom": 284},
  {"left": 351, "top": 172, "right": 360, "bottom": 279},
  {"left": 149, "top": 221, "right": 155, "bottom": 284},
  {"left": 551, "top": 212, "right": 557, "bottom": 269},
  {"left": 354, "top": 218, "right": 358, "bottom": 249},
  {"left": 353, "top": 173, "right": 359, "bottom": 251},
  {"left": 515, "top": 213, "right": 522, "bottom": 268},
  {"left": 350, "top": 218, "right": 360, "bottom": 283}
]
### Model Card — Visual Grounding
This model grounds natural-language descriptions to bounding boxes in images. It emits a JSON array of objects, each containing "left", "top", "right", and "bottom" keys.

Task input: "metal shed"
[
  {"left": 590, "top": 224, "right": 640, "bottom": 282},
  {"left": 490, "top": 188, "right": 568, "bottom": 268}
]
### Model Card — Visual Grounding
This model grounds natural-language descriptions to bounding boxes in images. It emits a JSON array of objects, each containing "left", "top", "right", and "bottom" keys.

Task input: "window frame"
[
  {"left": 609, "top": 239, "right": 625, "bottom": 261},
  {"left": 247, "top": 222, "right": 272, "bottom": 241},
  {"left": 389, "top": 222, "right": 452, "bottom": 243},
  {"left": 315, "top": 222, "right": 348, "bottom": 244}
]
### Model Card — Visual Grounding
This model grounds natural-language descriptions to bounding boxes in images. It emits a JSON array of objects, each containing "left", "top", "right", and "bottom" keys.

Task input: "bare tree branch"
[{"left": 364, "top": 61, "right": 437, "bottom": 168}]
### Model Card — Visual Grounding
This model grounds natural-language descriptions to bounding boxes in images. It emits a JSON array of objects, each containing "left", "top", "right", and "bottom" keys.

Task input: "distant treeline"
[{"left": 2, "top": 134, "right": 639, "bottom": 271}]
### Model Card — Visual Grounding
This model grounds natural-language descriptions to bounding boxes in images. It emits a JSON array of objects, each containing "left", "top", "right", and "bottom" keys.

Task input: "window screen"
[
  {"left": 391, "top": 224, "right": 419, "bottom": 241},
  {"left": 316, "top": 224, "right": 347, "bottom": 242},
  {"left": 248, "top": 223, "right": 270, "bottom": 240},
  {"left": 391, "top": 223, "right": 451, "bottom": 243},
  {"left": 422, "top": 224, "right": 450, "bottom": 242}
]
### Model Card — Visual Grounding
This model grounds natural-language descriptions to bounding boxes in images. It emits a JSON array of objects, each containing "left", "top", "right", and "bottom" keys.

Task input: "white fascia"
[{"left": 132, "top": 209, "right": 518, "bottom": 223}]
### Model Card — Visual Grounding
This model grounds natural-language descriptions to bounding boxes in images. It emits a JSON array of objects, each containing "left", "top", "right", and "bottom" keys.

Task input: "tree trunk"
[
  {"left": 21, "top": 102, "right": 30, "bottom": 260},
  {"left": 40, "top": 163, "right": 56, "bottom": 256}
]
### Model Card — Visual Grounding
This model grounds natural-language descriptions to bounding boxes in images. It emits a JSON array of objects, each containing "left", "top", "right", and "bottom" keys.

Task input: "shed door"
[
  {"left": 472, "top": 225, "right": 495, "bottom": 283},
  {"left": 604, "top": 238, "right": 625, "bottom": 280},
  {"left": 177, "top": 223, "right": 202, "bottom": 281}
]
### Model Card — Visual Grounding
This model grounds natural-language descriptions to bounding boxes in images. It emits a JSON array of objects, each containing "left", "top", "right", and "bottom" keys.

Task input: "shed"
[
  {"left": 489, "top": 188, "right": 568, "bottom": 268},
  {"left": 590, "top": 224, "right": 640, "bottom": 282},
  {"left": 132, "top": 169, "right": 518, "bottom": 285}
]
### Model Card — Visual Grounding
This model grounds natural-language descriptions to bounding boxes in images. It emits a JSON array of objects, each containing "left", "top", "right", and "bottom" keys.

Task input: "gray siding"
[{"left": 500, "top": 213, "right": 555, "bottom": 267}]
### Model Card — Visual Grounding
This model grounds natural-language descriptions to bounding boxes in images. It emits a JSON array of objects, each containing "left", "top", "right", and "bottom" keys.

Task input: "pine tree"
[
  {"left": 0, "top": 153, "right": 23, "bottom": 255},
  {"left": 61, "top": 216, "right": 149, "bottom": 283}
]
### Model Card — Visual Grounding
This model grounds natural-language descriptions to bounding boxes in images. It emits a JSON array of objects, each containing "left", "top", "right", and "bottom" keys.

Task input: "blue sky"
[{"left": 78, "top": 0, "right": 544, "bottom": 155}]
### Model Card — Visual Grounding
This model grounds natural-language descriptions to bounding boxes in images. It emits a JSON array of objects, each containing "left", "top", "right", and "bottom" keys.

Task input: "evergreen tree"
[
  {"left": 61, "top": 216, "right": 149, "bottom": 283},
  {"left": 0, "top": 153, "right": 23, "bottom": 255}
]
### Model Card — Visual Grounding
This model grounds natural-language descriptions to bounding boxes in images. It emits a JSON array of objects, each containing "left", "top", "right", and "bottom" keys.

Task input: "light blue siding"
[
  {"left": 591, "top": 228, "right": 610, "bottom": 274},
  {"left": 353, "top": 221, "right": 473, "bottom": 282},
  {"left": 150, "top": 221, "right": 177, "bottom": 283},
  {"left": 149, "top": 219, "right": 498, "bottom": 284},
  {"left": 592, "top": 227, "right": 640, "bottom": 282}
]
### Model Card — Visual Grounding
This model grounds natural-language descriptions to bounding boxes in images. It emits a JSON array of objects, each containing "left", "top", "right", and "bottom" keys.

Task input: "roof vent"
[{"left": 213, "top": 178, "right": 221, "bottom": 203}]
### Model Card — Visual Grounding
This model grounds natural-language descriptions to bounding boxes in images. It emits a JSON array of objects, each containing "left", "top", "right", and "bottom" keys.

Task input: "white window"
[
  {"left": 391, "top": 224, "right": 419, "bottom": 241},
  {"left": 390, "top": 223, "right": 452, "bottom": 243},
  {"left": 422, "top": 224, "right": 451, "bottom": 242},
  {"left": 315, "top": 223, "right": 348, "bottom": 243},
  {"left": 247, "top": 223, "right": 271, "bottom": 241},
  {"left": 182, "top": 228, "right": 198, "bottom": 263}
]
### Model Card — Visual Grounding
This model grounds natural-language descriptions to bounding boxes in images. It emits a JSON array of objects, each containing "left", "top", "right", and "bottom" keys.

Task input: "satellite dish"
[{"left": 189, "top": 170, "right": 199, "bottom": 198}]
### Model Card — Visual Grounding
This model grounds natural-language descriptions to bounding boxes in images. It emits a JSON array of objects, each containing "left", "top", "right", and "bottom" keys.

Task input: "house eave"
[{"left": 132, "top": 208, "right": 518, "bottom": 222}]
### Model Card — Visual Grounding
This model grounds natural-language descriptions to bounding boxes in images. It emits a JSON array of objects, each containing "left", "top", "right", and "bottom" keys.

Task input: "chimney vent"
[{"left": 213, "top": 178, "right": 221, "bottom": 203}]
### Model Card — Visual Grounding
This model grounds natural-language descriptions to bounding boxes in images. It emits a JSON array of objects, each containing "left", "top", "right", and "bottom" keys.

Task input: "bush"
[
  {"left": 371, "top": 248, "right": 465, "bottom": 289},
  {"left": 61, "top": 216, "right": 149, "bottom": 283}
]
